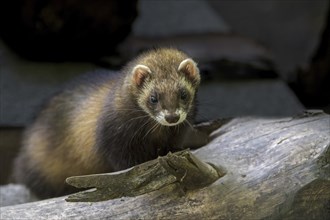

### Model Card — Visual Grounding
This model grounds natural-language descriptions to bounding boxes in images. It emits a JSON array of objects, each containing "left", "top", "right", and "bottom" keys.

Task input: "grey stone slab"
[
  {"left": 208, "top": 0, "right": 329, "bottom": 78},
  {"left": 197, "top": 79, "right": 304, "bottom": 121},
  {"left": 133, "top": 0, "right": 229, "bottom": 37},
  {"left": 0, "top": 38, "right": 304, "bottom": 126},
  {"left": 0, "top": 184, "right": 36, "bottom": 207},
  {"left": 0, "top": 41, "right": 99, "bottom": 126}
]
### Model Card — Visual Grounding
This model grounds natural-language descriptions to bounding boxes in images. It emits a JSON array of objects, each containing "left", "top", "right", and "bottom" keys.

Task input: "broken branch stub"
[
  {"left": 158, "top": 151, "right": 225, "bottom": 190},
  {"left": 65, "top": 150, "right": 225, "bottom": 202}
]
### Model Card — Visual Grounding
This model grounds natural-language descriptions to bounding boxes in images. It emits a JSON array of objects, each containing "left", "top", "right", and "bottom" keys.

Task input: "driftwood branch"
[
  {"left": 1, "top": 111, "right": 329, "bottom": 219},
  {"left": 65, "top": 150, "right": 225, "bottom": 202}
]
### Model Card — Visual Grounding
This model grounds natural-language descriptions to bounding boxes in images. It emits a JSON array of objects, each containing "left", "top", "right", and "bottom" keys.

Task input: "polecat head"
[{"left": 126, "top": 48, "right": 200, "bottom": 127}]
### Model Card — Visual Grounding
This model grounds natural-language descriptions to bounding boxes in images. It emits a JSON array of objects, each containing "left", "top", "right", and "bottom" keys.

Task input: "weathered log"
[
  {"left": 65, "top": 150, "right": 225, "bottom": 202},
  {"left": 1, "top": 111, "right": 329, "bottom": 219}
]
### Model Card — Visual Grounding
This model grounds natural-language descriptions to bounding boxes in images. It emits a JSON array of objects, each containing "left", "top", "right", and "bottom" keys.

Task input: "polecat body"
[{"left": 13, "top": 48, "right": 201, "bottom": 198}]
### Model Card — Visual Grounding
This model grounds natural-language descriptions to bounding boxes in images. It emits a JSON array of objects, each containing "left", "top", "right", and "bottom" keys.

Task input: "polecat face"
[
  {"left": 131, "top": 55, "right": 200, "bottom": 127},
  {"left": 143, "top": 78, "right": 192, "bottom": 126}
]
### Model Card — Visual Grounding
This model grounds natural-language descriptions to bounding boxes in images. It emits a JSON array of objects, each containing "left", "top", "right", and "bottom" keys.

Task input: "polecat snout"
[{"left": 13, "top": 48, "right": 201, "bottom": 198}]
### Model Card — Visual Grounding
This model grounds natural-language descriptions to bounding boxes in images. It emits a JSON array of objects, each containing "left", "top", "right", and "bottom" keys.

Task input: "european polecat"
[{"left": 13, "top": 48, "right": 201, "bottom": 198}]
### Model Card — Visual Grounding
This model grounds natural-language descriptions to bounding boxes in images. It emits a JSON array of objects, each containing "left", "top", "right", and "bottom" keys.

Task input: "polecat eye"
[
  {"left": 150, "top": 95, "right": 158, "bottom": 104},
  {"left": 180, "top": 89, "right": 187, "bottom": 100}
]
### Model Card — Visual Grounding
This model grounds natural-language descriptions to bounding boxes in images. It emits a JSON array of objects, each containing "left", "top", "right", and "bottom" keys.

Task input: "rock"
[{"left": 0, "top": 184, "right": 37, "bottom": 207}]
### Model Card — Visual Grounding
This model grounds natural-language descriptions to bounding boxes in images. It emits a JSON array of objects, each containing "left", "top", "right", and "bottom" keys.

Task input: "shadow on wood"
[{"left": 0, "top": 111, "right": 329, "bottom": 219}]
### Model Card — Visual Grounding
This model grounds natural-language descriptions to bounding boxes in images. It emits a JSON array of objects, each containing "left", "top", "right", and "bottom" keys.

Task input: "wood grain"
[{"left": 1, "top": 112, "right": 329, "bottom": 219}]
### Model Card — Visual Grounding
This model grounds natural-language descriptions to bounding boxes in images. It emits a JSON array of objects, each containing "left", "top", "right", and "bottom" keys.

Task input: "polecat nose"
[{"left": 165, "top": 114, "right": 180, "bottom": 124}]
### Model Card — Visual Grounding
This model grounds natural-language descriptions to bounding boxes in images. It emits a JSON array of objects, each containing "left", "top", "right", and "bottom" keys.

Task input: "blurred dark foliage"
[{"left": 0, "top": 0, "right": 138, "bottom": 61}]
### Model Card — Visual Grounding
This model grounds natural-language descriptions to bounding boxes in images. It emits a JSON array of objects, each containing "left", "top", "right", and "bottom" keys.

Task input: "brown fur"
[
  {"left": 13, "top": 48, "right": 200, "bottom": 198},
  {"left": 14, "top": 79, "right": 114, "bottom": 197}
]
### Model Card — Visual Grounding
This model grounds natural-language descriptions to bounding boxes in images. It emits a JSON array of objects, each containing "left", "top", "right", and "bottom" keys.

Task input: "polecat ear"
[
  {"left": 132, "top": 64, "right": 151, "bottom": 86},
  {"left": 178, "top": 58, "right": 200, "bottom": 86}
]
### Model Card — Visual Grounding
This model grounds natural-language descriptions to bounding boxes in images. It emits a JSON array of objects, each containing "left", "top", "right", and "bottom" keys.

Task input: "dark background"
[{"left": 0, "top": 0, "right": 329, "bottom": 184}]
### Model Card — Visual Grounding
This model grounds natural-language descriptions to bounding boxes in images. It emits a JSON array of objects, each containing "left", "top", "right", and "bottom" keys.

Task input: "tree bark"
[{"left": 1, "top": 111, "right": 329, "bottom": 219}]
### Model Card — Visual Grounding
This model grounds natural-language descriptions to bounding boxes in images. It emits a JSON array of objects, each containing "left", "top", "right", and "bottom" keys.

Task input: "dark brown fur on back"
[{"left": 13, "top": 48, "right": 199, "bottom": 198}]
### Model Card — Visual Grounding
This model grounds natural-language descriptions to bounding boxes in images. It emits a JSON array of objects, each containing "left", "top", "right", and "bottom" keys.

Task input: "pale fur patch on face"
[
  {"left": 137, "top": 76, "right": 194, "bottom": 127},
  {"left": 155, "top": 108, "right": 187, "bottom": 126},
  {"left": 179, "top": 76, "right": 195, "bottom": 97},
  {"left": 134, "top": 58, "right": 197, "bottom": 127},
  {"left": 137, "top": 79, "right": 154, "bottom": 115}
]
